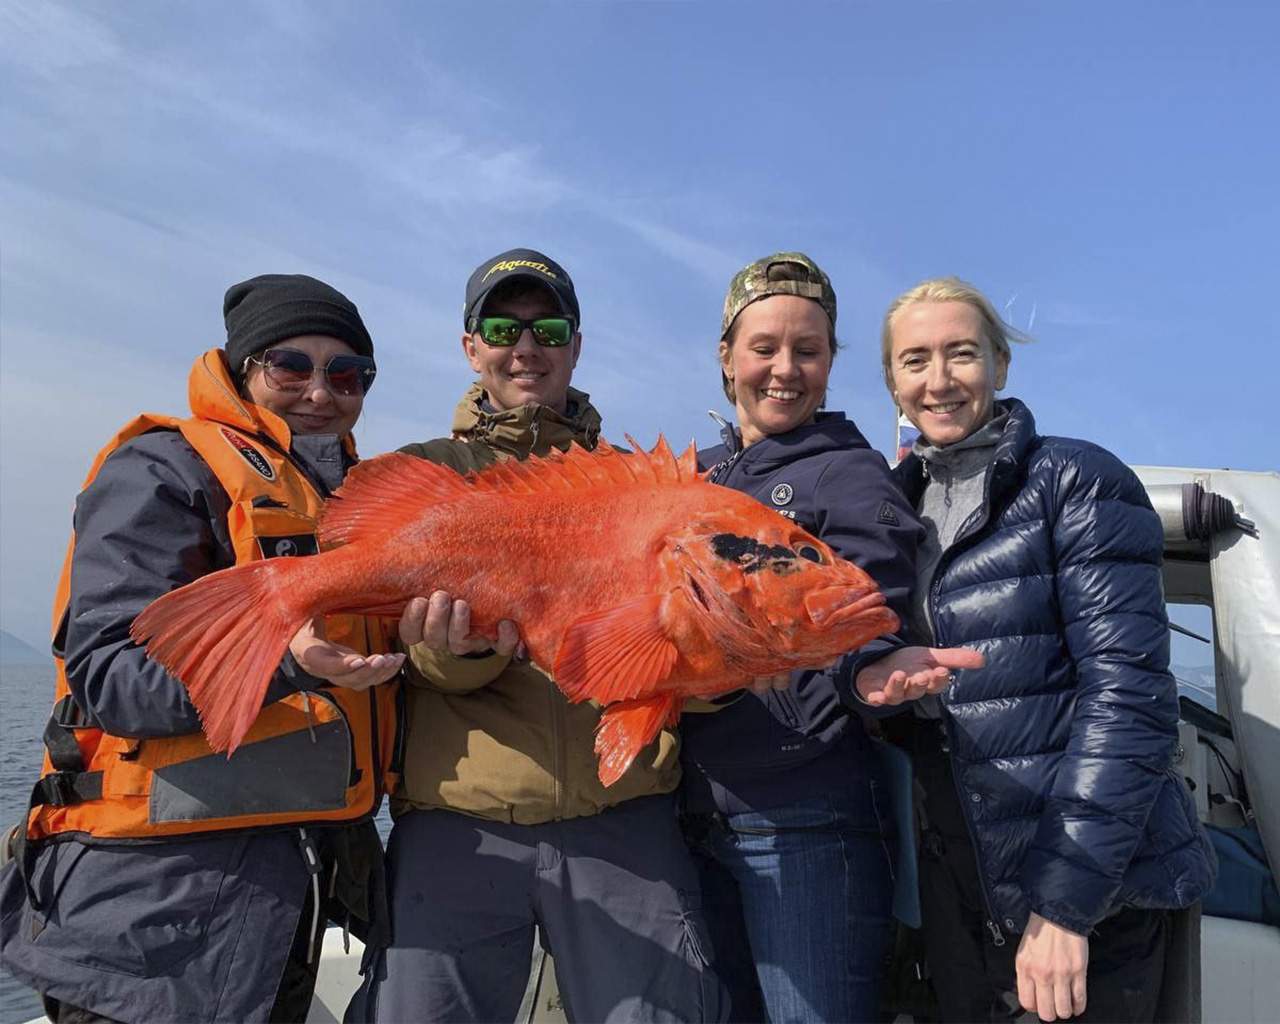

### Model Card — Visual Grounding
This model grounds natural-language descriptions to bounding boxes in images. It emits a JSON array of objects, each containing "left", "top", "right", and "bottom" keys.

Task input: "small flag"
[{"left": 894, "top": 411, "right": 919, "bottom": 466}]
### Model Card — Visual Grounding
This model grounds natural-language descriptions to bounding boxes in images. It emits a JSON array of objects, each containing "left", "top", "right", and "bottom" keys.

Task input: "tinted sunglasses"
[
  {"left": 471, "top": 316, "right": 576, "bottom": 348},
  {"left": 247, "top": 348, "right": 376, "bottom": 396}
]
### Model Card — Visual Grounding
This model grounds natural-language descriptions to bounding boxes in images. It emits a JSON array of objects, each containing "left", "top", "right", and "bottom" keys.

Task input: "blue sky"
[{"left": 1, "top": 0, "right": 1276, "bottom": 653}]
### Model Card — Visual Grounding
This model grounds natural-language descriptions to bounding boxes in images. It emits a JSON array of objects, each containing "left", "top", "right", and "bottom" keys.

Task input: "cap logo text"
[{"left": 482, "top": 259, "right": 558, "bottom": 283}]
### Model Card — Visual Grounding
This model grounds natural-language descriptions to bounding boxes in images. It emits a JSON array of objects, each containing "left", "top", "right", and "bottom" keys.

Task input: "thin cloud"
[
  {"left": 0, "top": 0, "right": 121, "bottom": 77},
  {"left": 597, "top": 208, "right": 739, "bottom": 283}
]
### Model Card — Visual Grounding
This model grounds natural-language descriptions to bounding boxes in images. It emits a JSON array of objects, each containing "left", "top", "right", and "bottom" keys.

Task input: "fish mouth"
[{"left": 804, "top": 587, "right": 889, "bottom": 627}]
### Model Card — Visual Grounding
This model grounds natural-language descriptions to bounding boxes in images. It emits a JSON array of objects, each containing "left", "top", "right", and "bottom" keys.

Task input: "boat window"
[{"left": 1168, "top": 601, "right": 1217, "bottom": 711}]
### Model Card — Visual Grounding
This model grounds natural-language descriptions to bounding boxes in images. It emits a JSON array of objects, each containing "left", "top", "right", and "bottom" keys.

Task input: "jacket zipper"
[
  {"left": 548, "top": 679, "right": 564, "bottom": 816},
  {"left": 362, "top": 616, "right": 386, "bottom": 808},
  {"left": 772, "top": 689, "right": 802, "bottom": 729},
  {"left": 929, "top": 456, "right": 1007, "bottom": 947}
]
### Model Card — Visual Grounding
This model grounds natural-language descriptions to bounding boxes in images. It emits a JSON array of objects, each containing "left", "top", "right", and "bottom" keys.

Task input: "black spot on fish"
[{"left": 711, "top": 533, "right": 796, "bottom": 575}]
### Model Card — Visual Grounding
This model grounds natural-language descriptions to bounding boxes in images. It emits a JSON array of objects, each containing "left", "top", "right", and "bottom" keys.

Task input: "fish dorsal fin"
[
  {"left": 650, "top": 435, "right": 681, "bottom": 484},
  {"left": 319, "top": 452, "right": 471, "bottom": 547},
  {"left": 611, "top": 434, "right": 699, "bottom": 487},
  {"left": 554, "top": 596, "right": 680, "bottom": 704},
  {"left": 621, "top": 434, "right": 657, "bottom": 484},
  {"left": 463, "top": 435, "right": 697, "bottom": 497},
  {"left": 322, "top": 439, "right": 701, "bottom": 548},
  {"left": 676, "top": 440, "right": 698, "bottom": 478}
]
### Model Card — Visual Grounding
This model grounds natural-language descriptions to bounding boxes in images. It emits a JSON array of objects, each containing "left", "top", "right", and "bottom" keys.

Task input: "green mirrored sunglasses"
[{"left": 473, "top": 316, "right": 576, "bottom": 348}]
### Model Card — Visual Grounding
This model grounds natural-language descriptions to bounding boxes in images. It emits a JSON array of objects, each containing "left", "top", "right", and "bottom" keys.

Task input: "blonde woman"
[{"left": 881, "top": 277, "right": 1214, "bottom": 1023}]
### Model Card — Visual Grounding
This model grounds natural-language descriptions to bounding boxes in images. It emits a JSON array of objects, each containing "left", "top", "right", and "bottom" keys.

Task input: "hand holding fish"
[
  {"left": 288, "top": 617, "right": 406, "bottom": 691},
  {"left": 399, "top": 592, "right": 521, "bottom": 658},
  {"left": 855, "top": 645, "right": 985, "bottom": 706}
]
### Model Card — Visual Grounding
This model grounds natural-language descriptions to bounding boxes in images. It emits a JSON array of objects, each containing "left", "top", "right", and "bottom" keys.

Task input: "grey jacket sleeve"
[{"left": 62, "top": 430, "right": 302, "bottom": 738}]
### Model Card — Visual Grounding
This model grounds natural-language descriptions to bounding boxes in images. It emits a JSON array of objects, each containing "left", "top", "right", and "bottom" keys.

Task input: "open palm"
[{"left": 855, "top": 645, "right": 985, "bottom": 706}]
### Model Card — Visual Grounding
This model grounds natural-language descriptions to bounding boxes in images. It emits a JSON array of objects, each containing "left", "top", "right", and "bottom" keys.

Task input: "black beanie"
[{"left": 223, "top": 274, "right": 374, "bottom": 375}]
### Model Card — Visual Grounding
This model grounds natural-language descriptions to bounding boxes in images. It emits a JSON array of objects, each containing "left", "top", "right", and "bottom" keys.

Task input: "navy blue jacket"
[
  {"left": 679, "top": 412, "right": 923, "bottom": 814},
  {"left": 895, "top": 399, "right": 1215, "bottom": 935}
]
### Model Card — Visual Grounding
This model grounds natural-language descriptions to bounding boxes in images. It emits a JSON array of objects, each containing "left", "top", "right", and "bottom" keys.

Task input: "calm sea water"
[
  {"left": 0, "top": 664, "right": 393, "bottom": 1024},
  {"left": 0, "top": 664, "right": 52, "bottom": 1024}
]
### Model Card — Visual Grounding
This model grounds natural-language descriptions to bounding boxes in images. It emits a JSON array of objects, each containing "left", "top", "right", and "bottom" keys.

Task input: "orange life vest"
[{"left": 27, "top": 349, "right": 400, "bottom": 843}]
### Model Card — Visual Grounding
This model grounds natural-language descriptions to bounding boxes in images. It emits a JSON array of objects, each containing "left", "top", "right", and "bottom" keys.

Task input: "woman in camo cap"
[{"left": 679, "top": 252, "right": 975, "bottom": 1023}]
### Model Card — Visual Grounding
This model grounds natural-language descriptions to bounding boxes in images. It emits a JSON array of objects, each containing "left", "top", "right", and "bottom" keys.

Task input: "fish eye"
[{"left": 796, "top": 545, "right": 823, "bottom": 563}]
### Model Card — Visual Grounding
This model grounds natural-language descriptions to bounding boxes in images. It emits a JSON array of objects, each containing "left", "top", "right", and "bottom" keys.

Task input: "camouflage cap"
[{"left": 720, "top": 251, "right": 836, "bottom": 338}]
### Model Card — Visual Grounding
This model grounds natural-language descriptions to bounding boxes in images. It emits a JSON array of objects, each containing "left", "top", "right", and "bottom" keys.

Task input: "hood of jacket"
[
  {"left": 702, "top": 410, "right": 873, "bottom": 478},
  {"left": 450, "top": 382, "right": 602, "bottom": 458}
]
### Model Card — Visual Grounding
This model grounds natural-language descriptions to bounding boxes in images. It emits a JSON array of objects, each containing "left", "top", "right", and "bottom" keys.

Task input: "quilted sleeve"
[{"left": 1021, "top": 444, "right": 1180, "bottom": 934}]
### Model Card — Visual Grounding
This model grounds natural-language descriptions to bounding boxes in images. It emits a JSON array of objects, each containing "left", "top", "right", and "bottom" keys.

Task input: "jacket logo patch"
[
  {"left": 771, "top": 483, "right": 794, "bottom": 506},
  {"left": 256, "top": 534, "right": 319, "bottom": 559},
  {"left": 876, "top": 501, "right": 900, "bottom": 526},
  {"left": 218, "top": 427, "right": 275, "bottom": 481}
]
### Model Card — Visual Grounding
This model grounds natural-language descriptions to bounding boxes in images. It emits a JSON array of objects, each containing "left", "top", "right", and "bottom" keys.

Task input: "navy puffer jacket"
[{"left": 895, "top": 399, "right": 1215, "bottom": 936}]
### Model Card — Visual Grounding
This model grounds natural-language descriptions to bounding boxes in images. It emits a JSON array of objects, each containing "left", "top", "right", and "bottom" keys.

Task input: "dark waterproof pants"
[
  {"left": 916, "top": 738, "right": 1171, "bottom": 1023},
  {"left": 347, "top": 795, "right": 725, "bottom": 1024},
  {"left": 40, "top": 881, "right": 323, "bottom": 1024}
]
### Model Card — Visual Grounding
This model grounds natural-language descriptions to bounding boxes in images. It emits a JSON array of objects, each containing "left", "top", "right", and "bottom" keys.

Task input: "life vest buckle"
[
  {"left": 32, "top": 769, "right": 103, "bottom": 808},
  {"left": 51, "top": 695, "right": 89, "bottom": 729},
  {"left": 40, "top": 771, "right": 79, "bottom": 807}
]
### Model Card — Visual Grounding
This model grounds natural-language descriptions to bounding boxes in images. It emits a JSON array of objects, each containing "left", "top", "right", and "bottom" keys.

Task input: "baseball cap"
[
  {"left": 721, "top": 251, "right": 836, "bottom": 338},
  {"left": 464, "top": 248, "right": 580, "bottom": 327}
]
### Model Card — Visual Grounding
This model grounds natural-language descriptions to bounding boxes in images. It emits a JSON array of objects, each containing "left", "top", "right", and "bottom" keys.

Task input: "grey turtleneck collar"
[{"left": 913, "top": 410, "right": 1008, "bottom": 470}]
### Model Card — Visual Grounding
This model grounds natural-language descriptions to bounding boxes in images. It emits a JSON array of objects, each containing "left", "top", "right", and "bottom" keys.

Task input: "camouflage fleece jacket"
[{"left": 392, "top": 383, "right": 681, "bottom": 824}]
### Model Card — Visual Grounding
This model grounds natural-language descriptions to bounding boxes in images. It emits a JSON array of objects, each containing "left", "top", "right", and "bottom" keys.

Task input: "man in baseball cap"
[
  {"left": 347, "top": 249, "right": 726, "bottom": 1023},
  {"left": 453, "top": 247, "right": 584, "bottom": 416}
]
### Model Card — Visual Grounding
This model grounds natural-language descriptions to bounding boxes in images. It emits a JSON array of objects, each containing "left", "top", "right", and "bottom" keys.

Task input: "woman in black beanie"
[{"left": 1, "top": 274, "right": 408, "bottom": 1023}]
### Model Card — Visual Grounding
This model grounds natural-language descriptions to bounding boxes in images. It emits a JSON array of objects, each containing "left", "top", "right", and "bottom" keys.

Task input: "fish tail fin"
[
  {"left": 594, "top": 693, "right": 682, "bottom": 787},
  {"left": 130, "top": 559, "right": 311, "bottom": 754}
]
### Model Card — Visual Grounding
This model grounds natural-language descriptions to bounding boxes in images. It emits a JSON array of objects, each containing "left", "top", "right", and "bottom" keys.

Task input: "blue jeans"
[{"left": 684, "top": 783, "right": 893, "bottom": 1023}]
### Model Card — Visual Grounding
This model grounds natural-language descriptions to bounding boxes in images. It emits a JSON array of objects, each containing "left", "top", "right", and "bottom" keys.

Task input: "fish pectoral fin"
[
  {"left": 553, "top": 596, "right": 680, "bottom": 704},
  {"left": 595, "top": 694, "right": 682, "bottom": 787}
]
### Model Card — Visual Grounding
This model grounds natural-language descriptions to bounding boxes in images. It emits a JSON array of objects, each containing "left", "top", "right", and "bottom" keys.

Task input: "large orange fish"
[{"left": 131, "top": 438, "right": 899, "bottom": 785}]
